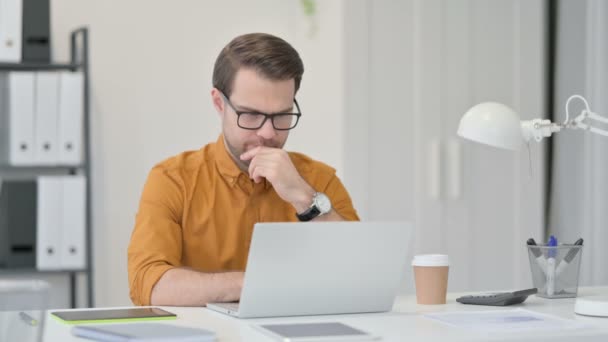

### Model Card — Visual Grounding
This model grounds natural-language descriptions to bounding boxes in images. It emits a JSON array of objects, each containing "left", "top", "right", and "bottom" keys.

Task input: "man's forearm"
[{"left": 150, "top": 268, "right": 243, "bottom": 306}]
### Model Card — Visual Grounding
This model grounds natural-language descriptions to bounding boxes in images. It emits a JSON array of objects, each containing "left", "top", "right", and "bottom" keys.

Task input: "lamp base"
[{"left": 575, "top": 296, "right": 608, "bottom": 317}]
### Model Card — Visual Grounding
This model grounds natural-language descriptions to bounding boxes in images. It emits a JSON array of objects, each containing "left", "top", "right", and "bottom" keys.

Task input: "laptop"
[{"left": 207, "top": 221, "right": 413, "bottom": 318}]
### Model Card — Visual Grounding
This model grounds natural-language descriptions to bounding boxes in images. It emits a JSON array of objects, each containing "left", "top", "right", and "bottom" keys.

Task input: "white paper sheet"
[{"left": 424, "top": 309, "right": 588, "bottom": 333}]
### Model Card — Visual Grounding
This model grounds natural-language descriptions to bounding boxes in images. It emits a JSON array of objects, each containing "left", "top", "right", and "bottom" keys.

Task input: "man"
[{"left": 128, "top": 33, "right": 359, "bottom": 307}]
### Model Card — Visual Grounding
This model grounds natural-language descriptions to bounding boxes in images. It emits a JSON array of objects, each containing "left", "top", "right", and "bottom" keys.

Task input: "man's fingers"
[
  {"left": 248, "top": 157, "right": 265, "bottom": 183},
  {"left": 249, "top": 161, "right": 279, "bottom": 183},
  {"left": 248, "top": 156, "right": 256, "bottom": 178},
  {"left": 248, "top": 153, "right": 279, "bottom": 177},
  {"left": 240, "top": 146, "right": 283, "bottom": 161},
  {"left": 240, "top": 146, "right": 262, "bottom": 161},
  {"left": 250, "top": 165, "right": 268, "bottom": 183},
  {"left": 240, "top": 146, "right": 273, "bottom": 161}
]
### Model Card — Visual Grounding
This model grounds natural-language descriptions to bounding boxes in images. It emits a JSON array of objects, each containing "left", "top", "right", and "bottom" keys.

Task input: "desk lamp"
[
  {"left": 457, "top": 94, "right": 608, "bottom": 318},
  {"left": 458, "top": 95, "right": 608, "bottom": 150}
]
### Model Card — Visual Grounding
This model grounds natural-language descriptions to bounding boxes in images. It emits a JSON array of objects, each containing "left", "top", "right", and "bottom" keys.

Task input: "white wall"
[{"left": 51, "top": 0, "right": 346, "bottom": 307}]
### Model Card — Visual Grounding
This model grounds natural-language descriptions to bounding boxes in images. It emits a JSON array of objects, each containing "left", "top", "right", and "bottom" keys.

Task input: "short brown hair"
[{"left": 212, "top": 33, "right": 304, "bottom": 97}]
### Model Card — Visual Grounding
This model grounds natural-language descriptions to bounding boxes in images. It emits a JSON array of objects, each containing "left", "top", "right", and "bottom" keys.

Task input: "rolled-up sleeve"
[
  {"left": 324, "top": 174, "right": 359, "bottom": 221},
  {"left": 128, "top": 167, "right": 184, "bottom": 306}
]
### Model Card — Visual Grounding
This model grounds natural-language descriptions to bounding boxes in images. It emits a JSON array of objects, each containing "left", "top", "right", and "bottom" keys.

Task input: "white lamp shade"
[{"left": 457, "top": 102, "right": 524, "bottom": 151}]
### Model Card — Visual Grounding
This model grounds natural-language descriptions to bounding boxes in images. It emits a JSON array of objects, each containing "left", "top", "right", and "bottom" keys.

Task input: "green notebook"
[{"left": 51, "top": 307, "right": 176, "bottom": 324}]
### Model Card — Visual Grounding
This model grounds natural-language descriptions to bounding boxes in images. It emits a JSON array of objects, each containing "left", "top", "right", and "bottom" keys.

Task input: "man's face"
[{"left": 212, "top": 68, "right": 296, "bottom": 171}]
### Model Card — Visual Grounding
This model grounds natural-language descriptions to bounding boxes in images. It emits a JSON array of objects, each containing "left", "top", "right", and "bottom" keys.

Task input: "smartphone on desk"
[{"left": 253, "top": 322, "right": 380, "bottom": 341}]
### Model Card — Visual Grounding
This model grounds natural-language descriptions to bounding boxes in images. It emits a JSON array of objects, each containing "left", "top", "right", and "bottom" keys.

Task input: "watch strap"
[{"left": 296, "top": 205, "right": 321, "bottom": 222}]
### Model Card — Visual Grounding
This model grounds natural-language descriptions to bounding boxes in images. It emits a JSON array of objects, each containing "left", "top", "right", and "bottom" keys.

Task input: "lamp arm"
[
  {"left": 521, "top": 95, "right": 608, "bottom": 139},
  {"left": 561, "top": 94, "right": 608, "bottom": 136},
  {"left": 521, "top": 119, "right": 561, "bottom": 142},
  {"left": 588, "top": 111, "right": 608, "bottom": 124},
  {"left": 570, "top": 111, "right": 608, "bottom": 137}
]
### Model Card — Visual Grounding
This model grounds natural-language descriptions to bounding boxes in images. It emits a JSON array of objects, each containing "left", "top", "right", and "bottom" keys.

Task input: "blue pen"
[
  {"left": 548, "top": 235, "right": 557, "bottom": 257},
  {"left": 546, "top": 235, "right": 558, "bottom": 296}
]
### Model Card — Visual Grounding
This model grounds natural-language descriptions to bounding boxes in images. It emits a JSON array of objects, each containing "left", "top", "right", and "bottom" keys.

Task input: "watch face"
[{"left": 314, "top": 193, "right": 332, "bottom": 214}]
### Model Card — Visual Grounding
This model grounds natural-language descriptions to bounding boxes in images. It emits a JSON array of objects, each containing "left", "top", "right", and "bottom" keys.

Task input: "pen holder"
[{"left": 527, "top": 245, "right": 583, "bottom": 298}]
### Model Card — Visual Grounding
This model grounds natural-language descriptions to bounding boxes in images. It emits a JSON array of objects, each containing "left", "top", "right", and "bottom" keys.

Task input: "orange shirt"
[{"left": 127, "top": 134, "right": 359, "bottom": 305}]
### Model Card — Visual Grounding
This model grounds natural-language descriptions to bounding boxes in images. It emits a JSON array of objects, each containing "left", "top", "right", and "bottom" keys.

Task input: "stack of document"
[
  {"left": 424, "top": 309, "right": 587, "bottom": 333},
  {"left": 71, "top": 323, "right": 216, "bottom": 342}
]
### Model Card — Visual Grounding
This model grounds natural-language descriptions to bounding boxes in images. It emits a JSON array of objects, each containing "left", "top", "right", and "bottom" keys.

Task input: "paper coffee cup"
[{"left": 412, "top": 254, "right": 449, "bottom": 305}]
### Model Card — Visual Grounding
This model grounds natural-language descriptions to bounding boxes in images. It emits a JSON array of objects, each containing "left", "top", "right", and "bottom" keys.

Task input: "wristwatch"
[{"left": 296, "top": 192, "right": 332, "bottom": 221}]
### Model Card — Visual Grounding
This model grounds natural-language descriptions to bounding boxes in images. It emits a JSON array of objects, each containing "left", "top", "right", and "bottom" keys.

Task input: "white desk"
[{"left": 43, "top": 287, "right": 608, "bottom": 341}]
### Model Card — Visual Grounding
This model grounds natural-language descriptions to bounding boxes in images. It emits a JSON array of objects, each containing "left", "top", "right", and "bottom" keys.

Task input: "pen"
[
  {"left": 527, "top": 238, "right": 547, "bottom": 275},
  {"left": 555, "top": 238, "right": 584, "bottom": 276},
  {"left": 546, "top": 235, "right": 557, "bottom": 296},
  {"left": 19, "top": 311, "right": 38, "bottom": 327}
]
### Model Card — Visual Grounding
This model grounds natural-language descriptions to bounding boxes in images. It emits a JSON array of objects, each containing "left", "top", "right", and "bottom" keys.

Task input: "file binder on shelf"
[
  {"left": 0, "top": 72, "right": 36, "bottom": 165},
  {"left": 0, "top": 0, "right": 23, "bottom": 63},
  {"left": 58, "top": 71, "right": 83, "bottom": 165},
  {"left": 0, "top": 180, "right": 37, "bottom": 268},
  {"left": 22, "top": 0, "right": 51, "bottom": 63},
  {"left": 34, "top": 71, "right": 60, "bottom": 164},
  {"left": 35, "top": 177, "right": 62, "bottom": 270},
  {"left": 60, "top": 175, "right": 86, "bottom": 270}
]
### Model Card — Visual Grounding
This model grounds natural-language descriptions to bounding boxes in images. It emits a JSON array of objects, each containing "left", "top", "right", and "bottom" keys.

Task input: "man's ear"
[{"left": 211, "top": 88, "right": 224, "bottom": 117}]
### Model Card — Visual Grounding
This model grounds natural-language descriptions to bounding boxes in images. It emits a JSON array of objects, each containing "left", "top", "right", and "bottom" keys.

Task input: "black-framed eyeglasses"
[{"left": 220, "top": 92, "right": 302, "bottom": 131}]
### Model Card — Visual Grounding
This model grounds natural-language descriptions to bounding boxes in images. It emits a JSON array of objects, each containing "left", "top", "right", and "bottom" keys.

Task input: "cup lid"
[{"left": 412, "top": 254, "right": 450, "bottom": 266}]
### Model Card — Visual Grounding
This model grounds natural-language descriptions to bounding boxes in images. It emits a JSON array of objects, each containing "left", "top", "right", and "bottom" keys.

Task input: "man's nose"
[{"left": 257, "top": 117, "right": 277, "bottom": 139}]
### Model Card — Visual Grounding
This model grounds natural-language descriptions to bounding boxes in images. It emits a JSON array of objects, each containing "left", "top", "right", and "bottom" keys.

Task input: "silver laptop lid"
[{"left": 238, "top": 221, "right": 413, "bottom": 318}]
